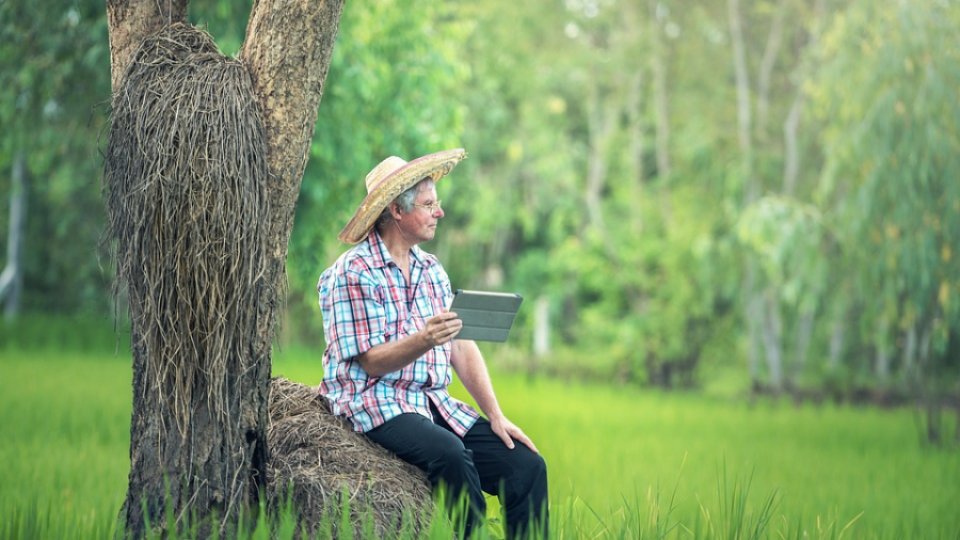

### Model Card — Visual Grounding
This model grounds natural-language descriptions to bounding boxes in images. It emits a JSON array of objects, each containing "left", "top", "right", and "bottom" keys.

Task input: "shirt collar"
[{"left": 364, "top": 229, "right": 435, "bottom": 270}]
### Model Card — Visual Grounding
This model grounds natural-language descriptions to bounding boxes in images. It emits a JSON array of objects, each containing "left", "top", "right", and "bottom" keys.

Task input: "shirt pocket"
[
  {"left": 401, "top": 312, "right": 424, "bottom": 337},
  {"left": 434, "top": 281, "right": 454, "bottom": 312}
]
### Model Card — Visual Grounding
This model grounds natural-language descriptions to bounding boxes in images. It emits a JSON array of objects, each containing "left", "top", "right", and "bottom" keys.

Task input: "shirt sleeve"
[{"left": 325, "top": 265, "right": 388, "bottom": 364}]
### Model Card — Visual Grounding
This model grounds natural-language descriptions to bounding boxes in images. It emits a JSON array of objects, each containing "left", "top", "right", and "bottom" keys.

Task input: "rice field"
[{"left": 1, "top": 348, "right": 958, "bottom": 539}]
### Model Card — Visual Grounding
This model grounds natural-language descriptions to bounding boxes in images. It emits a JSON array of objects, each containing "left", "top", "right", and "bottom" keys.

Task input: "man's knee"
[
  {"left": 529, "top": 452, "right": 547, "bottom": 478},
  {"left": 519, "top": 449, "right": 548, "bottom": 486},
  {"left": 502, "top": 449, "right": 547, "bottom": 502}
]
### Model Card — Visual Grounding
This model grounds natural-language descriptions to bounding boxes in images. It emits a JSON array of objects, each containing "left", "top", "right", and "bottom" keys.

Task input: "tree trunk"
[
  {"left": 917, "top": 323, "right": 941, "bottom": 444},
  {"left": 761, "top": 288, "right": 784, "bottom": 391},
  {"left": 874, "top": 318, "right": 891, "bottom": 382},
  {"left": 628, "top": 70, "right": 645, "bottom": 188},
  {"left": 925, "top": 402, "right": 942, "bottom": 444},
  {"left": 755, "top": 0, "right": 787, "bottom": 140},
  {"left": 649, "top": 0, "right": 672, "bottom": 222},
  {"left": 827, "top": 314, "right": 844, "bottom": 371},
  {"left": 584, "top": 87, "right": 615, "bottom": 235},
  {"left": 532, "top": 295, "right": 551, "bottom": 361},
  {"left": 903, "top": 323, "right": 917, "bottom": 376},
  {"left": 727, "top": 0, "right": 754, "bottom": 201},
  {"left": 955, "top": 404, "right": 960, "bottom": 444},
  {"left": 0, "top": 151, "right": 27, "bottom": 320},
  {"left": 786, "top": 0, "right": 825, "bottom": 196},
  {"left": 782, "top": 92, "right": 803, "bottom": 196},
  {"left": 649, "top": 0, "right": 671, "bottom": 182},
  {"left": 106, "top": 0, "right": 189, "bottom": 90},
  {"left": 106, "top": 0, "right": 343, "bottom": 536},
  {"left": 791, "top": 308, "right": 814, "bottom": 383},
  {"left": 728, "top": 0, "right": 764, "bottom": 391},
  {"left": 745, "top": 266, "right": 763, "bottom": 389}
]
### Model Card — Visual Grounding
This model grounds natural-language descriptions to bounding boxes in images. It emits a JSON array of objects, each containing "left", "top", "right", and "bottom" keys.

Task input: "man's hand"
[
  {"left": 420, "top": 311, "right": 463, "bottom": 347},
  {"left": 490, "top": 414, "right": 540, "bottom": 454}
]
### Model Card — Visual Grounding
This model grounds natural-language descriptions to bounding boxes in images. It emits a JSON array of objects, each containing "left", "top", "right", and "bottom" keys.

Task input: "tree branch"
[{"left": 241, "top": 0, "right": 345, "bottom": 220}]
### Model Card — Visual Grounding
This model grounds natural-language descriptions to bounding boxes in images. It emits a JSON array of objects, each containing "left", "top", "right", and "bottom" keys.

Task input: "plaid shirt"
[{"left": 317, "top": 230, "right": 480, "bottom": 436}]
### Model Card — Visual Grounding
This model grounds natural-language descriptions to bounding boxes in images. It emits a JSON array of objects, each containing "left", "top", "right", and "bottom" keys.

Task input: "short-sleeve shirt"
[{"left": 316, "top": 229, "right": 480, "bottom": 436}]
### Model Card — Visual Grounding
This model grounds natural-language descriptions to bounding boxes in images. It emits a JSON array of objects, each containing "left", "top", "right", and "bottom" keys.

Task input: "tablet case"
[{"left": 449, "top": 289, "right": 523, "bottom": 342}]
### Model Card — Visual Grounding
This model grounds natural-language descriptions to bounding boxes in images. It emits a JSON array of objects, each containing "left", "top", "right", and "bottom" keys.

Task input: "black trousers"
[{"left": 366, "top": 405, "right": 549, "bottom": 539}]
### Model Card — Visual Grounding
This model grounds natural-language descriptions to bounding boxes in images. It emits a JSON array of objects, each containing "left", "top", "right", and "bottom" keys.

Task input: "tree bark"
[
  {"left": 106, "top": 0, "right": 189, "bottom": 90},
  {"left": 239, "top": 7, "right": 345, "bottom": 522},
  {"left": 0, "top": 151, "right": 27, "bottom": 320},
  {"left": 106, "top": 0, "right": 343, "bottom": 535}
]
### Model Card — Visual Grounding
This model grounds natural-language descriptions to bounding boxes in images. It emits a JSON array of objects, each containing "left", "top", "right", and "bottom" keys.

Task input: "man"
[{"left": 316, "top": 149, "right": 548, "bottom": 538}]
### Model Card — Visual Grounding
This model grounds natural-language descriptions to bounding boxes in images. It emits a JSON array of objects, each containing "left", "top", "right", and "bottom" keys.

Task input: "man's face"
[{"left": 398, "top": 182, "right": 444, "bottom": 244}]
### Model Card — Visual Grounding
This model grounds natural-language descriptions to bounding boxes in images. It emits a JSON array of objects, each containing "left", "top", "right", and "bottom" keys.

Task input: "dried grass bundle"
[
  {"left": 103, "top": 22, "right": 269, "bottom": 437},
  {"left": 268, "top": 378, "right": 433, "bottom": 536}
]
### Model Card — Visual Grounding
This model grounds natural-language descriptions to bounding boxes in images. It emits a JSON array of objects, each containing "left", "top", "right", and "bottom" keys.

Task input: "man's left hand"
[{"left": 490, "top": 415, "right": 540, "bottom": 454}]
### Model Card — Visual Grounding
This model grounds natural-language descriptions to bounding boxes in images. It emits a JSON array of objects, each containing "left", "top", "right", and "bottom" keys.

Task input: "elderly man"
[{"left": 316, "top": 149, "right": 548, "bottom": 538}]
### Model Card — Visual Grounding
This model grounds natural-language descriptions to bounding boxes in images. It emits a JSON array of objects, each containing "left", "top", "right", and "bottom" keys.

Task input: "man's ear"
[{"left": 390, "top": 202, "right": 403, "bottom": 220}]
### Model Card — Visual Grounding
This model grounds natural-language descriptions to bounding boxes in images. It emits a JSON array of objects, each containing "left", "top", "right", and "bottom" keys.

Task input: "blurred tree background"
[{"left": 2, "top": 0, "right": 958, "bottom": 429}]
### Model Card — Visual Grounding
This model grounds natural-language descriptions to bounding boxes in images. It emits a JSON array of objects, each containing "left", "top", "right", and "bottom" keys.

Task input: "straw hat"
[{"left": 338, "top": 148, "right": 467, "bottom": 244}]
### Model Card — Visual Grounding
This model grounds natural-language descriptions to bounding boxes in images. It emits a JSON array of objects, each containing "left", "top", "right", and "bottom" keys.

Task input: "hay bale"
[{"left": 267, "top": 377, "right": 433, "bottom": 536}]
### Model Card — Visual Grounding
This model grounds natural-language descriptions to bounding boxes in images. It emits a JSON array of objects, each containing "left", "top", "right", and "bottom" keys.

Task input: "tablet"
[{"left": 449, "top": 289, "right": 523, "bottom": 342}]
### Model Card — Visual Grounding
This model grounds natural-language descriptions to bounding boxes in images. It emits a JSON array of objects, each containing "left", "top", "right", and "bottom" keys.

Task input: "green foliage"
[
  {"left": 420, "top": 0, "right": 744, "bottom": 387},
  {"left": 0, "top": 0, "right": 112, "bottom": 314},
  {"left": 737, "top": 196, "right": 827, "bottom": 313},
  {"left": 811, "top": 0, "right": 960, "bottom": 383}
]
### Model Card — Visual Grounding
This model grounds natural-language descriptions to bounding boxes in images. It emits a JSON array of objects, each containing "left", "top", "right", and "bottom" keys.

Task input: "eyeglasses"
[{"left": 413, "top": 200, "right": 443, "bottom": 213}]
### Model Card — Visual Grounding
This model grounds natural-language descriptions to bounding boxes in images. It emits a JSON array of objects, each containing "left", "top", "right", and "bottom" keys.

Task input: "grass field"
[{"left": 1, "top": 348, "right": 958, "bottom": 539}]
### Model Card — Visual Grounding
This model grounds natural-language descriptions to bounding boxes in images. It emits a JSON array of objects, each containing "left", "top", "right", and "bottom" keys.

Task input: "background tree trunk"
[
  {"left": 106, "top": 0, "right": 343, "bottom": 536},
  {"left": 0, "top": 151, "right": 27, "bottom": 320},
  {"left": 728, "top": 0, "right": 765, "bottom": 392}
]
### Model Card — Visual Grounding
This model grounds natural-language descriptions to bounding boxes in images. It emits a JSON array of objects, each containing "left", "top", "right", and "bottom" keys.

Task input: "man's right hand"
[{"left": 421, "top": 311, "right": 463, "bottom": 347}]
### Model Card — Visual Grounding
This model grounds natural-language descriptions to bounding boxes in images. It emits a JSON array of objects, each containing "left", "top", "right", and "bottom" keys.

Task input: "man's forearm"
[
  {"left": 452, "top": 339, "right": 505, "bottom": 421},
  {"left": 452, "top": 339, "right": 539, "bottom": 452},
  {"left": 355, "top": 311, "right": 463, "bottom": 377},
  {"left": 357, "top": 333, "right": 432, "bottom": 377}
]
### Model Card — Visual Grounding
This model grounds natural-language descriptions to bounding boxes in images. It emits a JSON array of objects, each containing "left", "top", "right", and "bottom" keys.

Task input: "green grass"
[{"left": 2, "top": 348, "right": 959, "bottom": 539}]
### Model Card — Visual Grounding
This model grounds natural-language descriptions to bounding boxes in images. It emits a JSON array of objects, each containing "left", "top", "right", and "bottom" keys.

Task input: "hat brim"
[{"left": 338, "top": 148, "right": 466, "bottom": 244}]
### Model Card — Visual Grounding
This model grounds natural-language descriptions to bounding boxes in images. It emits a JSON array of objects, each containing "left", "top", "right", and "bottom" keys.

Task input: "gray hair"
[{"left": 375, "top": 178, "right": 433, "bottom": 229}]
